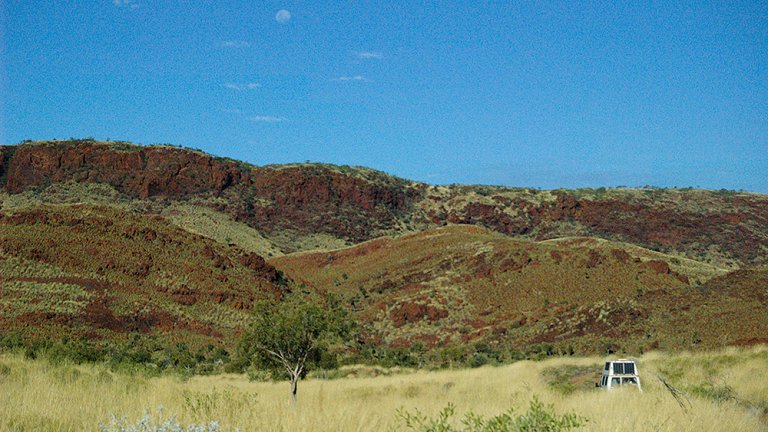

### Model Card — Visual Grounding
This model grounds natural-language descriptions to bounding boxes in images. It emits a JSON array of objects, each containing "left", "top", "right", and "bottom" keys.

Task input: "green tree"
[{"left": 238, "top": 293, "right": 352, "bottom": 404}]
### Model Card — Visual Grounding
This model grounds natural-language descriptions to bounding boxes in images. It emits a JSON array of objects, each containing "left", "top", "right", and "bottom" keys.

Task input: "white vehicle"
[{"left": 597, "top": 359, "right": 642, "bottom": 391}]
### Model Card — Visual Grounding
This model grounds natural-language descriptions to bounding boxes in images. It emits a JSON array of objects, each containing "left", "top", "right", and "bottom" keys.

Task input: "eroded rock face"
[
  {"left": 438, "top": 192, "right": 768, "bottom": 266},
  {"left": 236, "top": 165, "right": 418, "bottom": 241},
  {"left": 390, "top": 302, "right": 448, "bottom": 327},
  {"left": 3, "top": 141, "right": 767, "bottom": 265},
  {"left": 2, "top": 142, "right": 419, "bottom": 242},
  {"left": 239, "top": 252, "right": 283, "bottom": 286},
  {"left": 5, "top": 143, "right": 245, "bottom": 198},
  {"left": 0, "top": 145, "right": 15, "bottom": 184}
]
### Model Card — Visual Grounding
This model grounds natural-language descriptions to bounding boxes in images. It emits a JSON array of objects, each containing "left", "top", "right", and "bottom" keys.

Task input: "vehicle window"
[
  {"left": 604, "top": 362, "right": 610, "bottom": 371},
  {"left": 625, "top": 377, "right": 637, "bottom": 385},
  {"left": 614, "top": 363, "right": 624, "bottom": 374},
  {"left": 624, "top": 363, "right": 635, "bottom": 374},
  {"left": 611, "top": 377, "right": 621, "bottom": 386}
]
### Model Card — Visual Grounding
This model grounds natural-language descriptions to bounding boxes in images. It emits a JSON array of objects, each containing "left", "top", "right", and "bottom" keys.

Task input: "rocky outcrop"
[
  {"left": 232, "top": 165, "right": 419, "bottom": 241},
  {"left": 1, "top": 141, "right": 421, "bottom": 242},
  {"left": 435, "top": 191, "right": 768, "bottom": 266},
  {"left": 390, "top": 302, "right": 448, "bottom": 327},
  {"left": 4, "top": 142, "right": 246, "bottom": 198},
  {"left": 2, "top": 140, "right": 767, "bottom": 265},
  {"left": 0, "top": 145, "right": 14, "bottom": 185}
]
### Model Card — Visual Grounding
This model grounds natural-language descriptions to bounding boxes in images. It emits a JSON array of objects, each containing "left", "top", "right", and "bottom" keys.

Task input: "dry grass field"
[{"left": 1, "top": 346, "right": 765, "bottom": 431}]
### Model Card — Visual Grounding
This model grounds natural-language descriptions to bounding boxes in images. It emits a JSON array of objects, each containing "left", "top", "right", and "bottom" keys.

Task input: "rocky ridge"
[{"left": 2, "top": 140, "right": 766, "bottom": 266}]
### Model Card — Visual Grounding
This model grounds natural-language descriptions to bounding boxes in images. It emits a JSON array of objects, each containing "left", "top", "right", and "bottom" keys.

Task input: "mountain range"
[{"left": 1, "top": 139, "right": 765, "bottom": 359}]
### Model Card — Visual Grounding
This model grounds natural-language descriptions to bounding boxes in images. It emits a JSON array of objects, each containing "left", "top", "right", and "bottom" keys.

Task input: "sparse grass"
[
  {"left": 265, "top": 229, "right": 352, "bottom": 254},
  {"left": 271, "top": 225, "right": 761, "bottom": 356},
  {"left": 0, "top": 204, "right": 278, "bottom": 350},
  {"left": 0, "top": 182, "right": 131, "bottom": 210},
  {"left": 0, "top": 280, "right": 90, "bottom": 315},
  {"left": 541, "top": 236, "right": 732, "bottom": 276},
  {"left": 0, "top": 346, "right": 766, "bottom": 431},
  {"left": 161, "top": 204, "right": 284, "bottom": 257},
  {"left": 261, "top": 162, "right": 413, "bottom": 188}
]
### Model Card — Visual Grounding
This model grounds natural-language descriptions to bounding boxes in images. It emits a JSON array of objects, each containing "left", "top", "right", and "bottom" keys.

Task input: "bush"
[
  {"left": 688, "top": 382, "right": 737, "bottom": 403},
  {"left": 469, "top": 353, "right": 490, "bottom": 368},
  {"left": 100, "top": 408, "right": 230, "bottom": 432},
  {"left": 6, "top": 334, "right": 231, "bottom": 377},
  {"left": 541, "top": 364, "right": 600, "bottom": 395},
  {"left": 398, "top": 397, "right": 587, "bottom": 432}
]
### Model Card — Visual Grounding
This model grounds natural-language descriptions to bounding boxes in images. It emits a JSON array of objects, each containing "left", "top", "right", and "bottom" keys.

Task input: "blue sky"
[{"left": 2, "top": 1, "right": 766, "bottom": 192}]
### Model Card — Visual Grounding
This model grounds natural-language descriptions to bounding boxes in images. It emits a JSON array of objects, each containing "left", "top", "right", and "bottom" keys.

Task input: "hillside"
[
  {"left": 1, "top": 140, "right": 767, "bottom": 267},
  {"left": 0, "top": 140, "right": 417, "bottom": 252},
  {"left": 0, "top": 139, "right": 766, "bottom": 360},
  {"left": 271, "top": 225, "right": 766, "bottom": 355},
  {"left": 0, "top": 204, "right": 285, "bottom": 351}
]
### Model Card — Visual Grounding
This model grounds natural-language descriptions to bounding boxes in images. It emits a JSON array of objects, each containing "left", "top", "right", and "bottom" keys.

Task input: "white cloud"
[
  {"left": 113, "top": 0, "right": 138, "bottom": 9},
  {"left": 250, "top": 116, "right": 286, "bottom": 123},
  {"left": 334, "top": 75, "right": 369, "bottom": 82},
  {"left": 222, "top": 83, "right": 261, "bottom": 91},
  {"left": 355, "top": 51, "right": 383, "bottom": 59},
  {"left": 275, "top": 10, "right": 291, "bottom": 23},
  {"left": 220, "top": 40, "right": 250, "bottom": 48}
]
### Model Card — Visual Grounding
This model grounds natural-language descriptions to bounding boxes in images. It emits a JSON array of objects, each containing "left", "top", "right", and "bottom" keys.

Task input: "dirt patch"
[{"left": 390, "top": 302, "right": 448, "bottom": 327}]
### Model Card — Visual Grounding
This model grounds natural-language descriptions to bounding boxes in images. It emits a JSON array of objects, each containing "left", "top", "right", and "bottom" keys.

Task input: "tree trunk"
[{"left": 290, "top": 372, "right": 299, "bottom": 407}]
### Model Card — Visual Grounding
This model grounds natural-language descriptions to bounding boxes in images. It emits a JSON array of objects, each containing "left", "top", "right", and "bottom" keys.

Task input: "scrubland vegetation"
[
  {"left": 0, "top": 346, "right": 765, "bottom": 431},
  {"left": 1, "top": 141, "right": 766, "bottom": 431}
]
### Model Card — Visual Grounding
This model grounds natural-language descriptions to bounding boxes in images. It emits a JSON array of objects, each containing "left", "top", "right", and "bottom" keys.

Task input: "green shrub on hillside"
[{"left": 0, "top": 333, "right": 232, "bottom": 377}]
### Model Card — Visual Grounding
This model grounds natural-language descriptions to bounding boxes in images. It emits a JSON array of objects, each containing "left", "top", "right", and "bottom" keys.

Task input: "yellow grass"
[
  {"left": 162, "top": 203, "right": 284, "bottom": 257},
  {"left": 540, "top": 236, "right": 733, "bottom": 282},
  {"left": 0, "top": 346, "right": 766, "bottom": 431}
]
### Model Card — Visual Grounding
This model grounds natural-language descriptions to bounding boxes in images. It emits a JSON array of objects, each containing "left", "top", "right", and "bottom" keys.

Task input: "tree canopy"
[{"left": 237, "top": 292, "right": 353, "bottom": 404}]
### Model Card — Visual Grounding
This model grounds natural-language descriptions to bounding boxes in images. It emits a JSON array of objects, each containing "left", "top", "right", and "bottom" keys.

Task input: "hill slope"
[
  {"left": 0, "top": 139, "right": 766, "bottom": 359},
  {"left": 271, "top": 225, "right": 765, "bottom": 355},
  {"left": 0, "top": 204, "right": 285, "bottom": 350},
  {"left": 1, "top": 140, "right": 767, "bottom": 266}
]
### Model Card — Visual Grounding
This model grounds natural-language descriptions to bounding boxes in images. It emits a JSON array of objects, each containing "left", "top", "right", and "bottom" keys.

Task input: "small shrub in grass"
[
  {"left": 688, "top": 382, "right": 737, "bottom": 403},
  {"left": 100, "top": 407, "right": 235, "bottom": 432},
  {"left": 245, "top": 364, "right": 272, "bottom": 381},
  {"left": 541, "top": 364, "right": 600, "bottom": 395},
  {"left": 398, "top": 397, "right": 587, "bottom": 432}
]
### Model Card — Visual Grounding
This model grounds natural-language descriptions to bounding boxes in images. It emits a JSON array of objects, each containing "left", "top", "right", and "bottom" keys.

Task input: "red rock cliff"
[
  {"left": 2, "top": 141, "right": 419, "bottom": 242},
  {"left": 5, "top": 142, "right": 245, "bottom": 198},
  {"left": 3, "top": 141, "right": 766, "bottom": 265}
]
